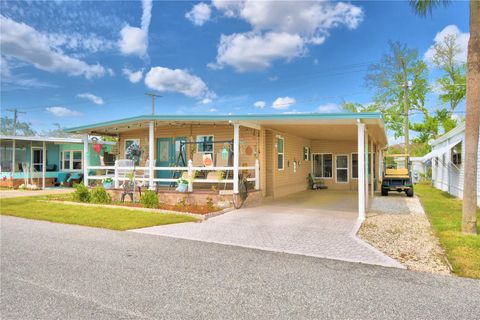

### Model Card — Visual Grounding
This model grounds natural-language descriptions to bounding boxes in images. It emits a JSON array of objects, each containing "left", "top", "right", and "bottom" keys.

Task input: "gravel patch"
[{"left": 359, "top": 196, "right": 450, "bottom": 275}]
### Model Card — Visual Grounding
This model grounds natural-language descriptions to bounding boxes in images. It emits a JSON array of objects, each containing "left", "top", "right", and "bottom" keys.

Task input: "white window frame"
[
  {"left": 31, "top": 147, "right": 44, "bottom": 172},
  {"left": 335, "top": 154, "right": 349, "bottom": 183},
  {"left": 196, "top": 135, "right": 214, "bottom": 155},
  {"left": 124, "top": 139, "right": 140, "bottom": 154},
  {"left": 303, "top": 146, "right": 310, "bottom": 161},
  {"left": 60, "top": 150, "right": 83, "bottom": 171},
  {"left": 311, "top": 153, "right": 333, "bottom": 179},
  {"left": 276, "top": 136, "right": 284, "bottom": 171}
]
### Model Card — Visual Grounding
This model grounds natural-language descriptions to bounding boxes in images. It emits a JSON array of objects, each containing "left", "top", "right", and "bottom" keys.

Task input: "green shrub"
[
  {"left": 140, "top": 190, "right": 159, "bottom": 209},
  {"left": 73, "top": 183, "right": 91, "bottom": 202},
  {"left": 90, "top": 186, "right": 112, "bottom": 204}
]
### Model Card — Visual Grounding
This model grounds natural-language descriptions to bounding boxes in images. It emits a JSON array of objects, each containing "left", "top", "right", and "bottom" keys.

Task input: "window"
[
  {"left": 452, "top": 142, "right": 462, "bottom": 166},
  {"left": 32, "top": 148, "right": 43, "bottom": 172},
  {"left": 277, "top": 136, "right": 284, "bottom": 170},
  {"left": 196, "top": 135, "right": 214, "bottom": 155},
  {"left": 312, "top": 154, "right": 333, "bottom": 178},
  {"left": 336, "top": 155, "right": 349, "bottom": 183},
  {"left": 352, "top": 153, "right": 358, "bottom": 179},
  {"left": 303, "top": 147, "right": 310, "bottom": 161},
  {"left": 60, "top": 150, "right": 83, "bottom": 171},
  {"left": 351, "top": 153, "right": 375, "bottom": 179}
]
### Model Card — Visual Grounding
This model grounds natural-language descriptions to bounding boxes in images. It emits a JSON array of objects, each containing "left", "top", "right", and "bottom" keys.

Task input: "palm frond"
[{"left": 409, "top": 0, "right": 450, "bottom": 16}]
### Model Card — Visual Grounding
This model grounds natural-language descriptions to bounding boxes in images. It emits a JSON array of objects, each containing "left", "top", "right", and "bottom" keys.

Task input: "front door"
[
  {"left": 156, "top": 138, "right": 175, "bottom": 181},
  {"left": 32, "top": 148, "right": 43, "bottom": 172}
]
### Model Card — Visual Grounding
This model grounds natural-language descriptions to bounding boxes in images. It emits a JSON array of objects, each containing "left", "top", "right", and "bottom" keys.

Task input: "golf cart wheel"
[
  {"left": 381, "top": 187, "right": 389, "bottom": 196},
  {"left": 406, "top": 188, "right": 414, "bottom": 197}
]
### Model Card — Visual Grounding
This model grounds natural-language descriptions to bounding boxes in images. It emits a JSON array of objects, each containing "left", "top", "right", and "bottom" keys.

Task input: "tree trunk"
[{"left": 462, "top": 0, "right": 479, "bottom": 234}]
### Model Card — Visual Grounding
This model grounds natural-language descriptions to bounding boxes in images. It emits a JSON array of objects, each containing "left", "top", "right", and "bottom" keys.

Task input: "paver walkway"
[
  {"left": 130, "top": 191, "right": 404, "bottom": 268},
  {"left": 0, "top": 188, "right": 73, "bottom": 199}
]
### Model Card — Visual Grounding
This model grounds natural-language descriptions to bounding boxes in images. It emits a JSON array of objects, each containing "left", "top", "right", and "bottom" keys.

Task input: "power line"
[{"left": 145, "top": 93, "right": 162, "bottom": 115}]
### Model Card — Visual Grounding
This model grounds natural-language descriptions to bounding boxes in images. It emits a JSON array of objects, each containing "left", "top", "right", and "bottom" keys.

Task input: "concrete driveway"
[{"left": 131, "top": 190, "right": 403, "bottom": 268}]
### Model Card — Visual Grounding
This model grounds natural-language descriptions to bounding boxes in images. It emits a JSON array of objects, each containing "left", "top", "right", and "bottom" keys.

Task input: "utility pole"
[
  {"left": 145, "top": 93, "right": 162, "bottom": 115},
  {"left": 6, "top": 108, "right": 26, "bottom": 136}
]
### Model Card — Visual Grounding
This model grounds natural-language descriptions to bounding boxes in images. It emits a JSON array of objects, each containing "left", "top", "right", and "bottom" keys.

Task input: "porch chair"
[
  {"left": 54, "top": 172, "right": 70, "bottom": 187},
  {"left": 308, "top": 173, "right": 327, "bottom": 190},
  {"left": 116, "top": 159, "right": 135, "bottom": 187}
]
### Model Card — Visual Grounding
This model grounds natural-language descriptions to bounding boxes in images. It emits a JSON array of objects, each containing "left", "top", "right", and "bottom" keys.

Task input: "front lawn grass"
[
  {"left": 415, "top": 184, "right": 480, "bottom": 279},
  {"left": 0, "top": 196, "right": 198, "bottom": 231}
]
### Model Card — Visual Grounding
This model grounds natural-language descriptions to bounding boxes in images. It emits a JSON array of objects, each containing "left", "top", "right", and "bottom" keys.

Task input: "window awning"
[{"left": 422, "top": 139, "right": 462, "bottom": 162}]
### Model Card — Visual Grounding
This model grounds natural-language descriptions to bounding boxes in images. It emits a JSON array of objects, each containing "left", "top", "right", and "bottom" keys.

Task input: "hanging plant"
[{"left": 125, "top": 143, "right": 143, "bottom": 163}]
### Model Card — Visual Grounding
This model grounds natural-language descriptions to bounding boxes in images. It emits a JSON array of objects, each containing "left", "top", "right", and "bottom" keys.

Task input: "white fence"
[{"left": 86, "top": 159, "right": 260, "bottom": 192}]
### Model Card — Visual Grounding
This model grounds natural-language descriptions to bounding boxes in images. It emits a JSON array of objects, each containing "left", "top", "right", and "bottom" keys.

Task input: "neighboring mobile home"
[
  {"left": 421, "top": 123, "right": 480, "bottom": 204},
  {"left": 0, "top": 135, "right": 116, "bottom": 189},
  {"left": 66, "top": 113, "right": 388, "bottom": 220}
]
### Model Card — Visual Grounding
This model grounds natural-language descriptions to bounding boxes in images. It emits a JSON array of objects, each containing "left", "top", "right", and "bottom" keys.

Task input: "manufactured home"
[
  {"left": 421, "top": 123, "right": 480, "bottom": 204},
  {"left": 66, "top": 113, "right": 388, "bottom": 219},
  {"left": 0, "top": 135, "right": 115, "bottom": 189}
]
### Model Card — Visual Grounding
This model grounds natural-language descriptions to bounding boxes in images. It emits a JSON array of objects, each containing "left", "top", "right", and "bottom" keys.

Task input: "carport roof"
[{"left": 65, "top": 112, "right": 387, "bottom": 145}]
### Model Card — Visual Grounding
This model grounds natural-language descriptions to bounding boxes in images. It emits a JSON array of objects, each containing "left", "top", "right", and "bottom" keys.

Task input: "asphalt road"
[{"left": 1, "top": 216, "right": 479, "bottom": 320}]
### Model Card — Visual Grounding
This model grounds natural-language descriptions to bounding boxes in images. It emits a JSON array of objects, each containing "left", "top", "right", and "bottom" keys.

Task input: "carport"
[{"left": 131, "top": 189, "right": 402, "bottom": 268}]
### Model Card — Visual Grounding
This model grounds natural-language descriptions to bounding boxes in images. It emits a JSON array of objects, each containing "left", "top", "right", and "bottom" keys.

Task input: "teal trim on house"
[{"left": 65, "top": 112, "right": 385, "bottom": 133}]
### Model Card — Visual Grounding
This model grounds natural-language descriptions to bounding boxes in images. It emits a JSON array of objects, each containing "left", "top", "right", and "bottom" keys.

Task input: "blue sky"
[{"left": 0, "top": 0, "right": 469, "bottom": 137}]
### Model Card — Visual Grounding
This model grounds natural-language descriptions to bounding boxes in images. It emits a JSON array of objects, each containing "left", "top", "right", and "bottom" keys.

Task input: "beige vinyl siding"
[{"left": 270, "top": 130, "right": 311, "bottom": 198}]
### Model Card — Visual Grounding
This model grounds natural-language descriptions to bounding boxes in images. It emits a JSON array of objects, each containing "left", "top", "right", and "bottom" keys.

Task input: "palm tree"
[{"left": 410, "top": 0, "right": 478, "bottom": 234}]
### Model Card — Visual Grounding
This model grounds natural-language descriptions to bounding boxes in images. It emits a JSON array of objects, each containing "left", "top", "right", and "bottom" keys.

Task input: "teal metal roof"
[{"left": 65, "top": 112, "right": 384, "bottom": 133}]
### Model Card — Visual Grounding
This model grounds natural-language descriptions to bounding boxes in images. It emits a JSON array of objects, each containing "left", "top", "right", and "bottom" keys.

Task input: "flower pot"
[
  {"left": 177, "top": 183, "right": 188, "bottom": 192},
  {"left": 103, "top": 182, "right": 112, "bottom": 189}
]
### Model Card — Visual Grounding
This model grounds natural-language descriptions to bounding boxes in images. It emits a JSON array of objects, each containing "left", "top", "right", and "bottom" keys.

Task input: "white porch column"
[
  {"left": 233, "top": 123, "right": 240, "bottom": 194},
  {"left": 11, "top": 139, "right": 16, "bottom": 176},
  {"left": 370, "top": 139, "right": 374, "bottom": 196},
  {"left": 357, "top": 122, "right": 366, "bottom": 220},
  {"left": 42, "top": 141, "right": 46, "bottom": 190},
  {"left": 377, "top": 146, "right": 383, "bottom": 190},
  {"left": 365, "top": 131, "right": 369, "bottom": 209},
  {"left": 148, "top": 120, "right": 155, "bottom": 190},
  {"left": 83, "top": 134, "right": 89, "bottom": 187},
  {"left": 255, "top": 158, "right": 260, "bottom": 190}
]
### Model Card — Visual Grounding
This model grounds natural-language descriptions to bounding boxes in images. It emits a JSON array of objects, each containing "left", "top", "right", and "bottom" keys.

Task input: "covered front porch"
[{"left": 66, "top": 113, "right": 387, "bottom": 219}]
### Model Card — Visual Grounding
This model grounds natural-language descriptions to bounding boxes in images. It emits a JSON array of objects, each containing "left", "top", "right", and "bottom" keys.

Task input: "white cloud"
[
  {"left": 237, "top": 1, "right": 363, "bottom": 37},
  {"left": 254, "top": 100, "right": 266, "bottom": 109},
  {"left": 272, "top": 96, "right": 296, "bottom": 110},
  {"left": 211, "top": 32, "right": 305, "bottom": 72},
  {"left": 77, "top": 93, "right": 104, "bottom": 105},
  {"left": 119, "top": 0, "right": 152, "bottom": 57},
  {"left": 144, "top": 66, "right": 212, "bottom": 98},
  {"left": 46, "top": 107, "right": 81, "bottom": 117},
  {"left": 317, "top": 103, "right": 341, "bottom": 113},
  {"left": 186, "top": 3, "right": 212, "bottom": 26},
  {"left": 46, "top": 32, "right": 116, "bottom": 54},
  {"left": 424, "top": 25, "right": 469, "bottom": 64},
  {"left": 0, "top": 15, "right": 108, "bottom": 79},
  {"left": 268, "top": 76, "right": 279, "bottom": 81},
  {"left": 122, "top": 68, "right": 144, "bottom": 83},
  {"left": 201, "top": 98, "right": 213, "bottom": 104},
  {"left": 208, "top": 108, "right": 218, "bottom": 112},
  {"left": 210, "top": 0, "right": 363, "bottom": 71}
]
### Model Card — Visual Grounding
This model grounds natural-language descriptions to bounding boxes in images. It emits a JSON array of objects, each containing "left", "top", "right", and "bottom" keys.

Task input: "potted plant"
[
  {"left": 176, "top": 177, "right": 189, "bottom": 192},
  {"left": 102, "top": 177, "right": 113, "bottom": 189}
]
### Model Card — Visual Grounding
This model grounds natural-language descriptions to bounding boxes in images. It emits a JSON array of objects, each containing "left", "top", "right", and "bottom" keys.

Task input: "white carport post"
[
  {"left": 357, "top": 122, "right": 366, "bottom": 220},
  {"left": 370, "top": 139, "right": 374, "bottom": 197},
  {"left": 11, "top": 139, "right": 16, "bottom": 177},
  {"left": 233, "top": 123, "right": 240, "bottom": 194},
  {"left": 42, "top": 141, "right": 46, "bottom": 190},
  {"left": 365, "top": 131, "right": 369, "bottom": 209},
  {"left": 83, "top": 134, "right": 89, "bottom": 187},
  {"left": 148, "top": 120, "right": 155, "bottom": 190}
]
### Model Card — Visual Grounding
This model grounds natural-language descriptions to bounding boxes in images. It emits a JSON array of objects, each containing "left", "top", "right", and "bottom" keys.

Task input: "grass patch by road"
[
  {"left": 415, "top": 184, "right": 480, "bottom": 279},
  {"left": 0, "top": 196, "right": 198, "bottom": 231}
]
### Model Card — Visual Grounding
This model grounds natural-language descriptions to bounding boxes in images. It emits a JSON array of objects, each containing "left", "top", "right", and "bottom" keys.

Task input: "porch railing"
[{"left": 86, "top": 159, "right": 260, "bottom": 192}]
